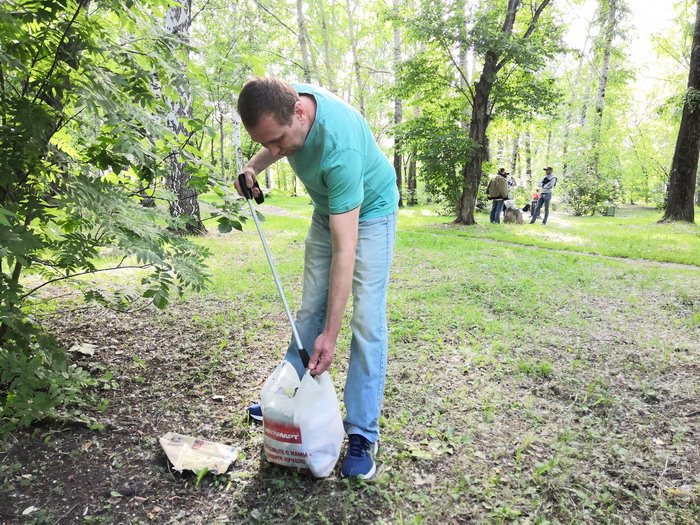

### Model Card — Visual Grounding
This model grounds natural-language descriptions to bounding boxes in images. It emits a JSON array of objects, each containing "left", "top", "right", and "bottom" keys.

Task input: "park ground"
[{"left": 1, "top": 201, "right": 699, "bottom": 524}]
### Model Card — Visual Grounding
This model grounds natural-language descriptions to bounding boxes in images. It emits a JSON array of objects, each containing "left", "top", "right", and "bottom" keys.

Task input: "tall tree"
[
  {"left": 662, "top": 0, "right": 700, "bottom": 223},
  {"left": 296, "top": 0, "right": 313, "bottom": 82},
  {"left": 318, "top": 0, "right": 336, "bottom": 92},
  {"left": 455, "top": 0, "right": 554, "bottom": 225},
  {"left": 346, "top": 0, "right": 366, "bottom": 116},
  {"left": 164, "top": 0, "right": 204, "bottom": 233},
  {"left": 393, "top": 0, "right": 404, "bottom": 207},
  {"left": 523, "top": 129, "right": 533, "bottom": 187},
  {"left": 589, "top": 0, "right": 624, "bottom": 175}
]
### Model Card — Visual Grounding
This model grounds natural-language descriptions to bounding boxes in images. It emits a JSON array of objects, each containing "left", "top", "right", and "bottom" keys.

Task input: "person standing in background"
[
  {"left": 486, "top": 168, "right": 509, "bottom": 224},
  {"left": 530, "top": 167, "right": 557, "bottom": 225}
]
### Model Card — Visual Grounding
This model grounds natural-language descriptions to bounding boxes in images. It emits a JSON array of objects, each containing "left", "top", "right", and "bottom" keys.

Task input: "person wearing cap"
[
  {"left": 486, "top": 168, "right": 509, "bottom": 223},
  {"left": 530, "top": 167, "right": 557, "bottom": 225}
]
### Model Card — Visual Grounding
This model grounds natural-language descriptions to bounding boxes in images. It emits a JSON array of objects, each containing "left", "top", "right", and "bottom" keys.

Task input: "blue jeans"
[
  {"left": 490, "top": 199, "right": 504, "bottom": 223},
  {"left": 284, "top": 210, "right": 397, "bottom": 443},
  {"left": 530, "top": 192, "right": 552, "bottom": 224}
]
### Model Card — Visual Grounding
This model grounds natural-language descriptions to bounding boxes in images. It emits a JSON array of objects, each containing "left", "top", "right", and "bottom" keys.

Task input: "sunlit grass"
[{"left": 400, "top": 204, "right": 699, "bottom": 266}]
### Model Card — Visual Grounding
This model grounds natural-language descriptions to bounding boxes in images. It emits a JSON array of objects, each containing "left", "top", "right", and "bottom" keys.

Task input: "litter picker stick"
[{"left": 238, "top": 174, "right": 311, "bottom": 369}]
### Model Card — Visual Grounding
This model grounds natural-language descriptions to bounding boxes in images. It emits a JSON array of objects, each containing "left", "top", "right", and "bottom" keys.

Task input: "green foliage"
[
  {"left": 395, "top": 0, "right": 562, "bottom": 218},
  {"left": 0, "top": 0, "right": 245, "bottom": 435},
  {"left": 0, "top": 335, "right": 96, "bottom": 437},
  {"left": 395, "top": 113, "right": 477, "bottom": 213},
  {"left": 563, "top": 168, "right": 621, "bottom": 216}
]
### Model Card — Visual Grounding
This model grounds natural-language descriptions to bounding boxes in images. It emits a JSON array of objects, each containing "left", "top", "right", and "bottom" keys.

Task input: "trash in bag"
[{"left": 260, "top": 361, "right": 344, "bottom": 478}]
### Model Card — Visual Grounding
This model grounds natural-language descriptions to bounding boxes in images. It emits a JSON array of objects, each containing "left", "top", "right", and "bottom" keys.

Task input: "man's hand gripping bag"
[{"left": 260, "top": 361, "right": 344, "bottom": 477}]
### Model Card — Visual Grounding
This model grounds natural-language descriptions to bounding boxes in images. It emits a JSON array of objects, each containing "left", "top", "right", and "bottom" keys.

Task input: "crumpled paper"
[{"left": 159, "top": 432, "right": 238, "bottom": 474}]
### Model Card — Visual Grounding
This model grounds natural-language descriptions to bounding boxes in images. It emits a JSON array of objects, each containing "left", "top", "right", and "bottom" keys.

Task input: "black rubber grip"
[
  {"left": 299, "top": 348, "right": 310, "bottom": 369},
  {"left": 237, "top": 173, "right": 265, "bottom": 204}
]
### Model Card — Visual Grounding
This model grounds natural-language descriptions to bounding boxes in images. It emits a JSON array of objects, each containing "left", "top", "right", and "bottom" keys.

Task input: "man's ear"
[{"left": 294, "top": 100, "right": 305, "bottom": 120}]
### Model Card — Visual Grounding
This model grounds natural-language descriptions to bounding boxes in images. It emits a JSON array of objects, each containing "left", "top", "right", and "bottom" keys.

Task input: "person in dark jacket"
[{"left": 486, "top": 168, "right": 509, "bottom": 224}]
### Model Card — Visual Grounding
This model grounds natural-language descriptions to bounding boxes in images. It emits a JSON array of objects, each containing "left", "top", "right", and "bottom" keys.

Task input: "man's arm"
[
  {"left": 307, "top": 206, "right": 360, "bottom": 375},
  {"left": 234, "top": 147, "right": 284, "bottom": 197}
]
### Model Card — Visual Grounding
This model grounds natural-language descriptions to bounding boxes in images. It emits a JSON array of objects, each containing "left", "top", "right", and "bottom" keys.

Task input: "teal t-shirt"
[{"left": 288, "top": 84, "right": 399, "bottom": 220}]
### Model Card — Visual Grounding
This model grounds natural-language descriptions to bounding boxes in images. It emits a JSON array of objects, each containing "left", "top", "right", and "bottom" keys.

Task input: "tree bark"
[
  {"left": 510, "top": 133, "right": 519, "bottom": 176},
  {"left": 345, "top": 0, "right": 366, "bottom": 116},
  {"left": 164, "top": 0, "right": 204, "bottom": 234},
  {"left": 524, "top": 130, "right": 532, "bottom": 187},
  {"left": 296, "top": 0, "right": 312, "bottom": 82},
  {"left": 318, "top": 0, "right": 335, "bottom": 92},
  {"left": 662, "top": 0, "right": 700, "bottom": 223},
  {"left": 408, "top": 105, "right": 419, "bottom": 206},
  {"left": 393, "top": 0, "right": 403, "bottom": 207},
  {"left": 455, "top": 66, "right": 494, "bottom": 224},
  {"left": 407, "top": 153, "right": 417, "bottom": 205},
  {"left": 233, "top": 110, "right": 243, "bottom": 178},
  {"left": 456, "top": 0, "right": 516, "bottom": 224},
  {"left": 589, "top": 0, "right": 620, "bottom": 175},
  {"left": 219, "top": 109, "right": 225, "bottom": 180}
]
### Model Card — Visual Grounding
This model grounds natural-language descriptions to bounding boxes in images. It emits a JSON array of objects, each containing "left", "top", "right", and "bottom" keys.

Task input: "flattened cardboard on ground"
[{"left": 159, "top": 432, "right": 238, "bottom": 474}]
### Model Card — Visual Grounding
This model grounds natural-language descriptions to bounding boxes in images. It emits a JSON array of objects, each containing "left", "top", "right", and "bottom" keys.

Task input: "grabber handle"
[
  {"left": 237, "top": 173, "right": 265, "bottom": 204},
  {"left": 299, "top": 348, "right": 310, "bottom": 369}
]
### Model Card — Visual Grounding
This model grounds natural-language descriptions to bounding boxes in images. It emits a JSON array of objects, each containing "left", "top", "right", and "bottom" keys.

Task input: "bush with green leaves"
[
  {"left": 0, "top": 0, "right": 244, "bottom": 435},
  {"left": 562, "top": 168, "right": 621, "bottom": 216}
]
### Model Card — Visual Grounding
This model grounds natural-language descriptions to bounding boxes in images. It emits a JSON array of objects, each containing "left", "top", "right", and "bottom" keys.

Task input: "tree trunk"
[
  {"left": 393, "top": 0, "right": 403, "bottom": 207},
  {"left": 524, "top": 130, "right": 533, "bottom": 187},
  {"left": 454, "top": 0, "right": 555, "bottom": 224},
  {"left": 589, "top": 0, "right": 619, "bottom": 175},
  {"left": 408, "top": 105, "right": 419, "bottom": 206},
  {"left": 510, "top": 133, "right": 519, "bottom": 176},
  {"left": 407, "top": 153, "right": 417, "bottom": 205},
  {"left": 455, "top": 72, "right": 493, "bottom": 224},
  {"left": 164, "top": 0, "right": 203, "bottom": 234},
  {"left": 296, "top": 0, "right": 312, "bottom": 82},
  {"left": 219, "top": 109, "right": 225, "bottom": 180},
  {"left": 346, "top": 0, "right": 366, "bottom": 116},
  {"left": 318, "top": 0, "right": 335, "bottom": 92},
  {"left": 233, "top": 110, "right": 243, "bottom": 178},
  {"left": 662, "top": 0, "right": 700, "bottom": 223}
]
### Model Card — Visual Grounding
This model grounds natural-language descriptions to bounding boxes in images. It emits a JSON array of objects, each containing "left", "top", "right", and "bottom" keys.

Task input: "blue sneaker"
[
  {"left": 246, "top": 403, "right": 263, "bottom": 424},
  {"left": 340, "top": 434, "right": 378, "bottom": 479}
]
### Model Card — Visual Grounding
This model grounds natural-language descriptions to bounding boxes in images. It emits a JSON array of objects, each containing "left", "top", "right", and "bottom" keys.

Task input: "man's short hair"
[{"left": 237, "top": 77, "right": 299, "bottom": 129}]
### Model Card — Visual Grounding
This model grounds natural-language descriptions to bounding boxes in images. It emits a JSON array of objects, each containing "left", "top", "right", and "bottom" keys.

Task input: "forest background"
[{"left": 1, "top": 0, "right": 700, "bottom": 522}]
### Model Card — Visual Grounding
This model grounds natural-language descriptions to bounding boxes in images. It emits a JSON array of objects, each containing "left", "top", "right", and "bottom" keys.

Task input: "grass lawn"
[
  {"left": 400, "top": 203, "right": 700, "bottom": 267},
  {"left": 2, "top": 199, "right": 698, "bottom": 523}
]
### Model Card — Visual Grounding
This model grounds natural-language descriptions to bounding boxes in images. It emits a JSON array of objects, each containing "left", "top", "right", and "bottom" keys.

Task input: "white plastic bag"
[{"left": 260, "top": 360, "right": 344, "bottom": 478}]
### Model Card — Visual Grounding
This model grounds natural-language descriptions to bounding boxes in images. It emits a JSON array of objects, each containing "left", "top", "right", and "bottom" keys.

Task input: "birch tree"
[{"left": 164, "top": 0, "right": 204, "bottom": 233}]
